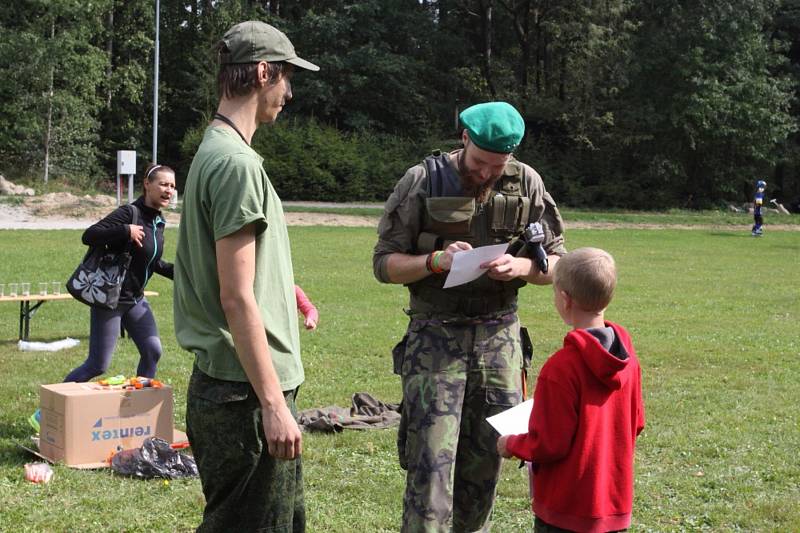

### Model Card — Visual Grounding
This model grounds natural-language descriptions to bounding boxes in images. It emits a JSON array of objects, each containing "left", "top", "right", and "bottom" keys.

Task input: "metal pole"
[{"left": 152, "top": 0, "right": 160, "bottom": 163}]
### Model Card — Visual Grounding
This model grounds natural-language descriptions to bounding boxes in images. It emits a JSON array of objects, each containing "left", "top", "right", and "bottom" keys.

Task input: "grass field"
[
  {"left": 281, "top": 204, "right": 800, "bottom": 228},
  {"left": 0, "top": 223, "right": 798, "bottom": 531}
]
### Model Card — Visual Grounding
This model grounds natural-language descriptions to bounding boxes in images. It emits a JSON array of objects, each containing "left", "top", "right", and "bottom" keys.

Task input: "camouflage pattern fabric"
[
  {"left": 394, "top": 315, "right": 523, "bottom": 532},
  {"left": 186, "top": 365, "right": 305, "bottom": 533}
]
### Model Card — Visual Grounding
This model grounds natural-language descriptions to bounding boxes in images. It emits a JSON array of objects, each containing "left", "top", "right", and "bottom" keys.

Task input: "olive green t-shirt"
[{"left": 173, "top": 126, "right": 303, "bottom": 390}]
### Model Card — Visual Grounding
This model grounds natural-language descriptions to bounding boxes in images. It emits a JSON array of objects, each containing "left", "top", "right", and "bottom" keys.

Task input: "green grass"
[
  {"left": 282, "top": 203, "right": 800, "bottom": 227},
  {"left": 560, "top": 207, "right": 800, "bottom": 226},
  {"left": 5, "top": 193, "right": 798, "bottom": 226},
  {"left": 283, "top": 205, "right": 384, "bottom": 217},
  {"left": 0, "top": 225, "right": 798, "bottom": 531}
]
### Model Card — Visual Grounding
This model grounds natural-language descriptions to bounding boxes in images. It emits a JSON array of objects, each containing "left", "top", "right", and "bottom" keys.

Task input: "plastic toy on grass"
[
  {"left": 96, "top": 375, "right": 164, "bottom": 389},
  {"left": 27, "top": 409, "right": 40, "bottom": 433},
  {"left": 24, "top": 462, "right": 53, "bottom": 483},
  {"left": 97, "top": 374, "right": 126, "bottom": 386}
]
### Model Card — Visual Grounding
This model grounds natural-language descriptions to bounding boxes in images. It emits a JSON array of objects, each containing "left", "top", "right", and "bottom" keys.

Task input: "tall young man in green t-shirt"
[{"left": 173, "top": 21, "right": 318, "bottom": 532}]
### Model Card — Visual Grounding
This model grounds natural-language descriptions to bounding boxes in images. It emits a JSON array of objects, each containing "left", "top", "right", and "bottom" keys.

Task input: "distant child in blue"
[{"left": 752, "top": 180, "right": 766, "bottom": 236}]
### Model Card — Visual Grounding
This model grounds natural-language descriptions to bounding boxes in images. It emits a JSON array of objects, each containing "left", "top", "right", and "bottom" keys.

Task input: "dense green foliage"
[
  {"left": 0, "top": 224, "right": 798, "bottom": 530},
  {"left": 3, "top": 1, "right": 800, "bottom": 208},
  {"left": 181, "top": 116, "right": 433, "bottom": 201}
]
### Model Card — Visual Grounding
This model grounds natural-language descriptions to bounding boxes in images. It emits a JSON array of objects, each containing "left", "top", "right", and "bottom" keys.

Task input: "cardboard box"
[{"left": 38, "top": 382, "right": 174, "bottom": 468}]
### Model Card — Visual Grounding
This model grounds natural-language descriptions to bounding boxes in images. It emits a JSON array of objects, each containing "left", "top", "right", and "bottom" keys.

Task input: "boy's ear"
[{"left": 559, "top": 289, "right": 573, "bottom": 311}]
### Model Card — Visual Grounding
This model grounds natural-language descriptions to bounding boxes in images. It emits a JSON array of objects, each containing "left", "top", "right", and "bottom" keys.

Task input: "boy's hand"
[
  {"left": 303, "top": 309, "right": 319, "bottom": 330},
  {"left": 496, "top": 435, "right": 513, "bottom": 458}
]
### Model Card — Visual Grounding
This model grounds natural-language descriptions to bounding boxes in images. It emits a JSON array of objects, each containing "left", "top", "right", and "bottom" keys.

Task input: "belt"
[
  {"left": 409, "top": 312, "right": 517, "bottom": 327},
  {"left": 408, "top": 287, "right": 518, "bottom": 318}
]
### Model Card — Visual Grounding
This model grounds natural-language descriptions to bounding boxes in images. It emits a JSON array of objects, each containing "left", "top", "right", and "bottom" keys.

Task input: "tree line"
[{"left": 2, "top": 0, "right": 800, "bottom": 209}]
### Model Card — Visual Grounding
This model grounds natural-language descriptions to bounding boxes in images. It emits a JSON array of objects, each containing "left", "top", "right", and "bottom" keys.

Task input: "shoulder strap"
[
  {"left": 124, "top": 204, "right": 140, "bottom": 253},
  {"left": 128, "top": 203, "right": 140, "bottom": 226},
  {"left": 424, "top": 152, "right": 463, "bottom": 198}
]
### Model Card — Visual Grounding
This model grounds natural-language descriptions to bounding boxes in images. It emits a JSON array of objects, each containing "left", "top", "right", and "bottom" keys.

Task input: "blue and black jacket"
[{"left": 82, "top": 195, "right": 173, "bottom": 304}]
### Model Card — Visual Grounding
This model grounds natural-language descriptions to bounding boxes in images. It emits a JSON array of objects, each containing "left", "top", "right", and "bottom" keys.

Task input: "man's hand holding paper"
[
  {"left": 480, "top": 252, "right": 533, "bottom": 282},
  {"left": 438, "top": 241, "right": 474, "bottom": 272},
  {"left": 443, "top": 243, "right": 509, "bottom": 288}
]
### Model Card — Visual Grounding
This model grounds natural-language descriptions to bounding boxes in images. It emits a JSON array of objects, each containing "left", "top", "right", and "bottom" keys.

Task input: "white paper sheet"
[
  {"left": 486, "top": 399, "right": 533, "bottom": 436},
  {"left": 442, "top": 243, "right": 509, "bottom": 289}
]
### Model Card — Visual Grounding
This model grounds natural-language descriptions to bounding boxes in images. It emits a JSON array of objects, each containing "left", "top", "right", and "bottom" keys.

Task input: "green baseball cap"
[
  {"left": 459, "top": 102, "right": 525, "bottom": 153},
  {"left": 220, "top": 21, "right": 320, "bottom": 72}
]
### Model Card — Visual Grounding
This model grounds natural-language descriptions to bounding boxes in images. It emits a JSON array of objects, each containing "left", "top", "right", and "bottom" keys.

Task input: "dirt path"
[
  {"left": 0, "top": 194, "right": 377, "bottom": 229},
  {"left": 0, "top": 193, "right": 797, "bottom": 230}
]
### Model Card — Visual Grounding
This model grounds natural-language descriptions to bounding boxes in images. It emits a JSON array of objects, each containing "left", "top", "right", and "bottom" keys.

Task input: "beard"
[{"left": 457, "top": 151, "right": 502, "bottom": 203}]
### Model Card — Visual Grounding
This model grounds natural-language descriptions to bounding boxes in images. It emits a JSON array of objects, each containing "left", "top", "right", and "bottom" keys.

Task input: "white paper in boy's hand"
[
  {"left": 486, "top": 399, "right": 533, "bottom": 436},
  {"left": 443, "top": 243, "right": 509, "bottom": 289}
]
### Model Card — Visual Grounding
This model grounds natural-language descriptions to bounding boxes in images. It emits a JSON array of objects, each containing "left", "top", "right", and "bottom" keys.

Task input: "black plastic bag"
[{"left": 111, "top": 437, "right": 198, "bottom": 479}]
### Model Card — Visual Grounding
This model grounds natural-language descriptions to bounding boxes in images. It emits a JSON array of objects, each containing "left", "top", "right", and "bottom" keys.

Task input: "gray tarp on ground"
[{"left": 298, "top": 392, "right": 400, "bottom": 432}]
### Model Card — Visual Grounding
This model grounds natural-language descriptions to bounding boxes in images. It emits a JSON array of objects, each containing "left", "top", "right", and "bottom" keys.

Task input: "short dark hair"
[{"left": 215, "top": 41, "right": 288, "bottom": 99}]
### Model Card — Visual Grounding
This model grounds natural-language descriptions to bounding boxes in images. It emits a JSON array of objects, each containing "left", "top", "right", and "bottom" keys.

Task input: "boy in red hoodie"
[{"left": 497, "top": 247, "right": 645, "bottom": 532}]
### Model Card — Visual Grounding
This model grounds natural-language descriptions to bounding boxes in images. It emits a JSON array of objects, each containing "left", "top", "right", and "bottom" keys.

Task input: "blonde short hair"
[{"left": 553, "top": 247, "right": 617, "bottom": 312}]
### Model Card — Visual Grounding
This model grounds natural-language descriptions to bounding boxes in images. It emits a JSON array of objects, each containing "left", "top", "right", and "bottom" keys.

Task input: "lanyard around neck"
[{"left": 213, "top": 113, "right": 249, "bottom": 145}]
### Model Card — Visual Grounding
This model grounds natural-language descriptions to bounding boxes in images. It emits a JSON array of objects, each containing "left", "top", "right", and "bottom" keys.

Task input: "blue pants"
[
  {"left": 752, "top": 207, "right": 763, "bottom": 233},
  {"left": 64, "top": 298, "right": 162, "bottom": 382}
]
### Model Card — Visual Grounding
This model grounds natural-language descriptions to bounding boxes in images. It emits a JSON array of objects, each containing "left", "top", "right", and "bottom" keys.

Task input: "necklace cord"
[{"left": 213, "top": 113, "right": 249, "bottom": 145}]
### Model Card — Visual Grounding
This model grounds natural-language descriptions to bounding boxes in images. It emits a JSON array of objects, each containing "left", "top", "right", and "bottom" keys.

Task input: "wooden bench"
[{"left": 0, "top": 291, "right": 158, "bottom": 341}]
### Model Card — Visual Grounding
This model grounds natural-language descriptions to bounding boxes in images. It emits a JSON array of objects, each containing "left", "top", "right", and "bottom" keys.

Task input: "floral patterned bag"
[{"left": 66, "top": 205, "right": 138, "bottom": 310}]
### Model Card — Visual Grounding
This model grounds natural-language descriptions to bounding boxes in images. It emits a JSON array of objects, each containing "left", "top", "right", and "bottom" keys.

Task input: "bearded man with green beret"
[{"left": 373, "top": 101, "right": 566, "bottom": 532}]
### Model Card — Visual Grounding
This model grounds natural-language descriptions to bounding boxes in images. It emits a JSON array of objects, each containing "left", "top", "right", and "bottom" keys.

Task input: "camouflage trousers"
[
  {"left": 186, "top": 364, "right": 305, "bottom": 533},
  {"left": 394, "top": 314, "right": 524, "bottom": 533}
]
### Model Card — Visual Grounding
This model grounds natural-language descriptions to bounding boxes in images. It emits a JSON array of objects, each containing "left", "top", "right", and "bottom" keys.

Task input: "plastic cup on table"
[
  {"left": 0, "top": 283, "right": 4, "bottom": 297},
  {"left": 9, "top": 283, "right": 18, "bottom": 297},
  {"left": 21, "top": 283, "right": 31, "bottom": 297},
  {"left": 52, "top": 281, "right": 61, "bottom": 295},
  {"left": 39, "top": 282, "right": 48, "bottom": 296}
]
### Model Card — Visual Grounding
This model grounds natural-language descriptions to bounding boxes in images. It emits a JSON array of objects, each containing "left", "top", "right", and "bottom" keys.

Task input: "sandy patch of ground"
[
  {"left": 0, "top": 193, "right": 376, "bottom": 229},
  {"left": 0, "top": 192, "right": 797, "bottom": 230},
  {"left": 0, "top": 193, "right": 175, "bottom": 229},
  {"left": 27, "top": 192, "right": 118, "bottom": 217},
  {"left": 27, "top": 192, "right": 182, "bottom": 225},
  {"left": 284, "top": 211, "right": 377, "bottom": 227}
]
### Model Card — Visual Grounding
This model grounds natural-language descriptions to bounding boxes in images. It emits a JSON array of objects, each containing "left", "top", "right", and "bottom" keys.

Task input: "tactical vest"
[{"left": 408, "top": 151, "right": 531, "bottom": 318}]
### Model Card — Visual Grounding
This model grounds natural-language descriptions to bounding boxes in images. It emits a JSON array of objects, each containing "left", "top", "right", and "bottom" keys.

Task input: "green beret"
[{"left": 459, "top": 102, "right": 524, "bottom": 153}]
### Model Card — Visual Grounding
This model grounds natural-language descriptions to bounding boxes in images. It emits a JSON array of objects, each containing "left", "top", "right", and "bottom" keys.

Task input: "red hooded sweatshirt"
[{"left": 505, "top": 322, "right": 645, "bottom": 533}]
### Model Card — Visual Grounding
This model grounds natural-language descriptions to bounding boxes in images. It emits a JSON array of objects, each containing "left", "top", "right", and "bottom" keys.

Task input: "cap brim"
[{"left": 286, "top": 56, "right": 320, "bottom": 72}]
